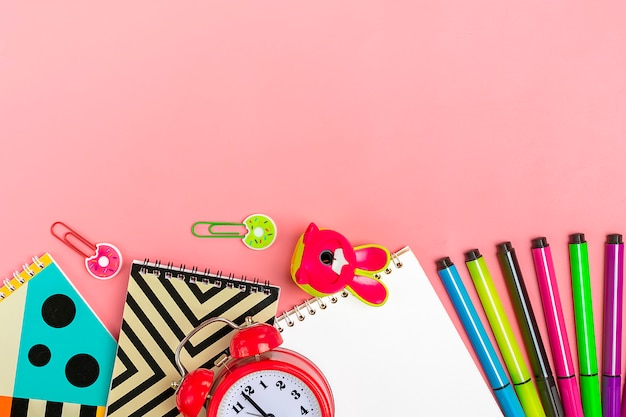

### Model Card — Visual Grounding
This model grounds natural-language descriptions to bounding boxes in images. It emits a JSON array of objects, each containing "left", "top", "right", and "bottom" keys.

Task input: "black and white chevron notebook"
[{"left": 105, "top": 260, "right": 280, "bottom": 417}]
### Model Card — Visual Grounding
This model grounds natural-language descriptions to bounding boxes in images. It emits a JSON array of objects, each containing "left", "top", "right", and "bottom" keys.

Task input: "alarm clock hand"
[{"left": 241, "top": 391, "right": 275, "bottom": 417}]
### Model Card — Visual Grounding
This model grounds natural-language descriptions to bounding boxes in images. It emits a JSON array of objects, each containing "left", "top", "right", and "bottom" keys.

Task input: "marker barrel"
[
  {"left": 465, "top": 251, "right": 530, "bottom": 383},
  {"left": 579, "top": 375, "right": 602, "bottom": 417},
  {"left": 436, "top": 258, "right": 525, "bottom": 417},
  {"left": 604, "top": 378, "right": 621, "bottom": 417},
  {"left": 602, "top": 234, "right": 623, "bottom": 417},
  {"left": 497, "top": 242, "right": 564, "bottom": 417},
  {"left": 534, "top": 376, "right": 564, "bottom": 417},
  {"left": 569, "top": 234, "right": 602, "bottom": 417},
  {"left": 465, "top": 250, "right": 546, "bottom": 417},
  {"left": 531, "top": 237, "right": 584, "bottom": 417}
]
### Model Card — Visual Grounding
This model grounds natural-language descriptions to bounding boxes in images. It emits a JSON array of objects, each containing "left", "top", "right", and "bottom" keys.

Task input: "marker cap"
[
  {"left": 497, "top": 241, "right": 514, "bottom": 253},
  {"left": 569, "top": 233, "right": 586, "bottom": 244},
  {"left": 464, "top": 249, "right": 482, "bottom": 262},
  {"left": 607, "top": 233, "right": 623, "bottom": 244},
  {"left": 436, "top": 257, "right": 454, "bottom": 271},
  {"left": 532, "top": 237, "right": 549, "bottom": 249}
]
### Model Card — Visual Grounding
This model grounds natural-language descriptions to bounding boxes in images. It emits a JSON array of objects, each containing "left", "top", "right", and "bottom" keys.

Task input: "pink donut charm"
[{"left": 85, "top": 243, "right": 122, "bottom": 280}]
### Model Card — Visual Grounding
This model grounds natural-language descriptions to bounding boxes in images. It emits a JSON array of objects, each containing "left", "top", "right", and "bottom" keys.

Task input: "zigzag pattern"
[{"left": 105, "top": 261, "right": 280, "bottom": 417}]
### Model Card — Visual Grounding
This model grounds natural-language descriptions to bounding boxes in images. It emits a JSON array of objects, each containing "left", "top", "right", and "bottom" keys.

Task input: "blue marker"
[{"left": 437, "top": 257, "right": 525, "bottom": 417}]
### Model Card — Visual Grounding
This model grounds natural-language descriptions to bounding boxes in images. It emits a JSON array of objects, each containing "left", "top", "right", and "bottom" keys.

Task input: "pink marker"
[{"left": 531, "top": 237, "right": 584, "bottom": 417}]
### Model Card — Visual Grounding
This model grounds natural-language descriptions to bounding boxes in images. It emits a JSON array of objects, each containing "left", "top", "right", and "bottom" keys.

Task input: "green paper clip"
[
  {"left": 192, "top": 221, "right": 247, "bottom": 238},
  {"left": 191, "top": 214, "right": 277, "bottom": 250}
]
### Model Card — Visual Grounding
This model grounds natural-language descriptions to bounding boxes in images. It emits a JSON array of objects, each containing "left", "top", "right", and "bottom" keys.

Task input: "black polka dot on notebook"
[
  {"left": 28, "top": 344, "right": 51, "bottom": 367},
  {"left": 65, "top": 353, "right": 100, "bottom": 387},
  {"left": 41, "top": 294, "right": 76, "bottom": 328}
]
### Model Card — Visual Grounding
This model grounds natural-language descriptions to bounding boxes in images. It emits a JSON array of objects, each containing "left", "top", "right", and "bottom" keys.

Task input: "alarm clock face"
[{"left": 216, "top": 369, "right": 322, "bottom": 417}]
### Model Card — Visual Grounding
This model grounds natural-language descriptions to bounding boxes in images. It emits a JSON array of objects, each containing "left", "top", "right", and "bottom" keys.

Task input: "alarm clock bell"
[{"left": 172, "top": 316, "right": 334, "bottom": 417}]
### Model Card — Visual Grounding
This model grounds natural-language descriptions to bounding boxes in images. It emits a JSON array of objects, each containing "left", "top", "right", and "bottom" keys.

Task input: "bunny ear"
[
  {"left": 302, "top": 222, "right": 319, "bottom": 244},
  {"left": 346, "top": 275, "right": 389, "bottom": 306},
  {"left": 353, "top": 245, "right": 390, "bottom": 274}
]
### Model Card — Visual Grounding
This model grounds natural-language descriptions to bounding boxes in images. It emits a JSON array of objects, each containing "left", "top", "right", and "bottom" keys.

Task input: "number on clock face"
[{"left": 216, "top": 370, "right": 322, "bottom": 417}]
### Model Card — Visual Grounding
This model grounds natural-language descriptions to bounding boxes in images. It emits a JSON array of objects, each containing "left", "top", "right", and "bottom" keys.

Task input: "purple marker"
[{"left": 603, "top": 234, "right": 623, "bottom": 417}]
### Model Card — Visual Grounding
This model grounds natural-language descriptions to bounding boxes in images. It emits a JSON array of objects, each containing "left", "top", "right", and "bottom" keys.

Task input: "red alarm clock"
[{"left": 172, "top": 316, "right": 335, "bottom": 417}]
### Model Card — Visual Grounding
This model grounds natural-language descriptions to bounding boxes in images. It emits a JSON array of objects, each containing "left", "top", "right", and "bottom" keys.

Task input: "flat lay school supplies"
[
  {"left": 276, "top": 247, "right": 502, "bottom": 416},
  {"left": 51, "top": 222, "right": 122, "bottom": 280},
  {"left": 497, "top": 242, "right": 565, "bottom": 417},
  {"left": 602, "top": 234, "right": 623, "bottom": 417},
  {"left": 0, "top": 253, "right": 116, "bottom": 416},
  {"left": 173, "top": 316, "right": 334, "bottom": 417},
  {"left": 290, "top": 222, "right": 390, "bottom": 306},
  {"left": 465, "top": 249, "right": 546, "bottom": 416},
  {"left": 568, "top": 233, "right": 602, "bottom": 417},
  {"left": 531, "top": 237, "right": 584, "bottom": 417},
  {"left": 437, "top": 256, "right": 525, "bottom": 417},
  {"left": 12, "top": 220, "right": 626, "bottom": 417},
  {"left": 191, "top": 214, "right": 277, "bottom": 250},
  {"left": 105, "top": 259, "right": 280, "bottom": 417}
]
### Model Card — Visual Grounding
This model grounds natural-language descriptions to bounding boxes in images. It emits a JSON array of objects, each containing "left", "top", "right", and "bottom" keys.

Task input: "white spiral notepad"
[{"left": 275, "top": 246, "right": 502, "bottom": 416}]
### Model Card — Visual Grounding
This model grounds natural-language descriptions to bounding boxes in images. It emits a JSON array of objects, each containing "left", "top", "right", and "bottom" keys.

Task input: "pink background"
[{"left": 2, "top": 0, "right": 626, "bottom": 397}]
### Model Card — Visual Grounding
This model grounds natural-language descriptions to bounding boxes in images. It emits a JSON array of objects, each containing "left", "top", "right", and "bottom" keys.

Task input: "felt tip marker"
[
  {"left": 436, "top": 257, "right": 525, "bottom": 417},
  {"left": 465, "top": 249, "right": 546, "bottom": 417},
  {"left": 531, "top": 237, "right": 584, "bottom": 417},
  {"left": 568, "top": 233, "right": 602, "bottom": 417},
  {"left": 497, "top": 242, "right": 564, "bottom": 417},
  {"left": 603, "top": 233, "right": 623, "bottom": 417}
]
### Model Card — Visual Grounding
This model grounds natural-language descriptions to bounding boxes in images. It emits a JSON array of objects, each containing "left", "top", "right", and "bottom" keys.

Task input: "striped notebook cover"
[{"left": 105, "top": 260, "right": 280, "bottom": 417}]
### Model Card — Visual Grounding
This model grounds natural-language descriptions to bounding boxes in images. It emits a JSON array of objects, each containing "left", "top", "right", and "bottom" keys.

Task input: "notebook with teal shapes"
[{"left": 0, "top": 253, "right": 116, "bottom": 416}]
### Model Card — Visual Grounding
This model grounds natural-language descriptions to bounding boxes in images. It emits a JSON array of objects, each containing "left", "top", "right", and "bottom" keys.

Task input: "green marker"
[
  {"left": 465, "top": 249, "right": 547, "bottom": 417},
  {"left": 568, "top": 233, "right": 602, "bottom": 417}
]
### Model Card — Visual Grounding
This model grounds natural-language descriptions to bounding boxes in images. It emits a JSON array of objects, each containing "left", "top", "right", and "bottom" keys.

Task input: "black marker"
[{"left": 496, "top": 241, "right": 564, "bottom": 417}]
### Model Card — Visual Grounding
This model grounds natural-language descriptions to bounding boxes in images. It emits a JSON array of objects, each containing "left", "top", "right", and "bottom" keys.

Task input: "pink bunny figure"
[{"left": 290, "top": 223, "right": 391, "bottom": 306}]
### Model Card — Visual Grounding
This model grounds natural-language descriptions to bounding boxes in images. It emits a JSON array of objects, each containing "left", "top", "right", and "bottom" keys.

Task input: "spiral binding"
[
  {"left": 274, "top": 251, "right": 403, "bottom": 332},
  {"left": 139, "top": 259, "right": 273, "bottom": 295},
  {"left": 1, "top": 255, "right": 46, "bottom": 300}
]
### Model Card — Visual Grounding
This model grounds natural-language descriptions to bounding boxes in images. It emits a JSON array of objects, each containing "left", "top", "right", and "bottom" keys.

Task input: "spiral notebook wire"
[
  {"left": 138, "top": 259, "right": 274, "bottom": 294},
  {"left": 275, "top": 251, "right": 403, "bottom": 332},
  {"left": 106, "top": 258, "right": 281, "bottom": 417},
  {"left": 1, "top": 253, "right": 116, "bottom": 417},
  {"left": 0, "top": 256, "right": 45, "bottom": 300}
]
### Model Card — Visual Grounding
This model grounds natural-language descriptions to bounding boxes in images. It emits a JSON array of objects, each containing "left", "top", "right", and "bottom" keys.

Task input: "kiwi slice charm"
[{"left": 191, "top": 214, "right": 277, "bottom": 250}]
